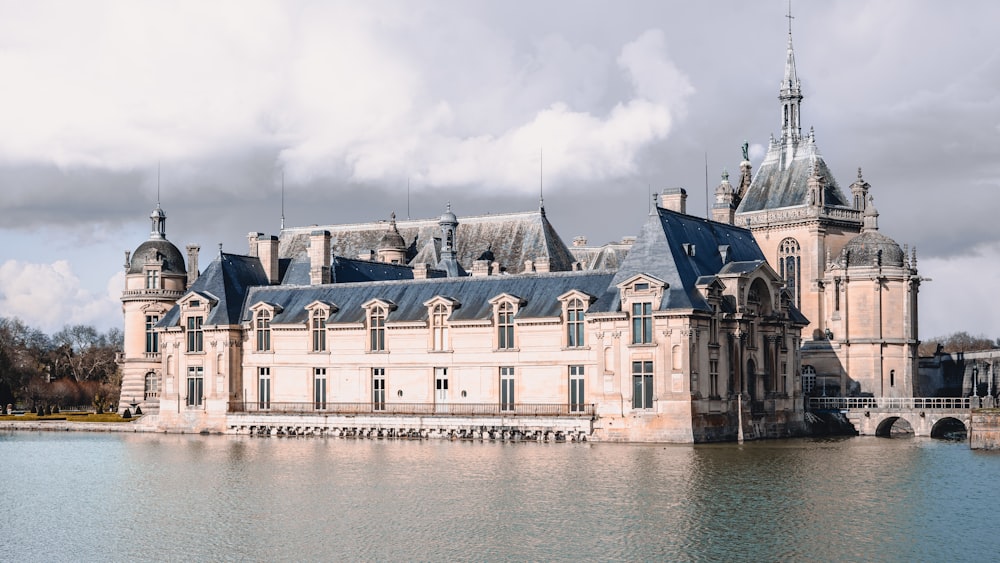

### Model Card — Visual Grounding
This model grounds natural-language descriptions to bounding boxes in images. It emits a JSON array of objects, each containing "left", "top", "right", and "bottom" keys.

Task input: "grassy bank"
[{"left": 0, "top": 412, "right": 138, "bottom": 423}]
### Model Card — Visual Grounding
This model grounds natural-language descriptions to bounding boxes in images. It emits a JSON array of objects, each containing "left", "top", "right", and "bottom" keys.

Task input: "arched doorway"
[{"left": 930, "top": 417, "right": 967, "bottom": 440}]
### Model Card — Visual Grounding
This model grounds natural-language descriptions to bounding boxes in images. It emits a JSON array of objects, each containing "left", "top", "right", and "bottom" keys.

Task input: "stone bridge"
[{"left": 809, "top": 397, "right": 981, "bottom": 437}]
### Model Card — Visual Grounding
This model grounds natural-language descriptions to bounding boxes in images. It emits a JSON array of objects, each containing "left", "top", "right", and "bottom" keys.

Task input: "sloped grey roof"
[
  {"left": 160, "top": 252, "right": 269, "bottom": 327},
  {"left": 246, "top": 271, "right": 618, "bottom": 326},
  {"left": 278, "top": 210, "right": 576, "bottom": 274},
  {"left": 736, "top": 140, "right": 850, "bottom": 213},
  {"left": 569, "top": 243, "right": 631, "bottom": 271},
  {"left": 610, "top": 207, "right": 766, "bottom": 312}
]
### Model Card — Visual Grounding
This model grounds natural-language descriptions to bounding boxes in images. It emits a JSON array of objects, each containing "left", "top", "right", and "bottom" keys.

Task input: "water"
[{"left": 1, "top": 432, "right": 997, "bottom": 562}]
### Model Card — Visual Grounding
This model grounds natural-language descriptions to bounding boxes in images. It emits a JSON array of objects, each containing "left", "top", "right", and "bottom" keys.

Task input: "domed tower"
[
  {"left": 119, "top": 203, "right": 190, "bottom": 413},
  {"left": 436, "top": 203, "right": 464, "bottom": 277},
  {"left": 376, "top": 212, "right": 408, "bottom": 264},
  {"left": 816, "top": 195, "right": 921, "bottom": 398}
]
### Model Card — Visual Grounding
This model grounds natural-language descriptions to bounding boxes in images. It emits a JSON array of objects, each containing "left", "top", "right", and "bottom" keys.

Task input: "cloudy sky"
[{"left": 0, "top": 0, "right": 998, "bottom": 340}]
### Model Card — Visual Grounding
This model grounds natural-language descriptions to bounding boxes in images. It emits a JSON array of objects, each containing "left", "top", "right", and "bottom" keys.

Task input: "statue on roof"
[{"left": 742, "top": 140, "right": 749, "bottom": 161}]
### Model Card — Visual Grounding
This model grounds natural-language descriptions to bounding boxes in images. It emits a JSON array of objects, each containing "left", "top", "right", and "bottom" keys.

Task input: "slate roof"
[
  {"left": 569, "top": 243, "right": 632, "bottom": 271},
  {"left": 160, "top": 252, "right": 269, "bottom": 327},
  {"left": 736, "top": 138, "right": 851, "bottom": 213},
  {"left": 245, "top": 271, "right": 618, "bottom": 326},
  {"left": 128, "top": 239, "right": 187, "bottom": 275},
  {"left": 609, "top": 207, "right": 766, "bottom": 312},
  {"left": 277, "top": 210, "right": 577, "bottom": 274}
]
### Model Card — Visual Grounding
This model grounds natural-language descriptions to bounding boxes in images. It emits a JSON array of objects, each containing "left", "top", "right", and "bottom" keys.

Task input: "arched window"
[
  {"left": 431, "top": 303, "right": 449, "bottom": 351},
  {"left": 369, "top": 305, "right": 386, "bottom": 351},
  {"left": 497, "top": 302, "right": 514, "bottom": 350},
  {"left": 144, "top": 371, "right": 159, "bottom": 399},
  {"left": 566, "top": 298, "right": 585, "bottom": 348},
  {"left": 311, "top": 309, "right": 327, "bottom": 352},
  {"left": 779, "top": 238, "right": 801, "bottom": 308},
  {"left": 256, "top": 310, "right": 271, "bottom": 352}
]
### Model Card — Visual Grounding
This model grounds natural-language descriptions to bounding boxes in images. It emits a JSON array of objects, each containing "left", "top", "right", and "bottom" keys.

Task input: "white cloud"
[
  {"left": 0, "top": 260, "right": 122, "bottom": 334},
  {"left": 0, "top": 3, "right": 693, "bottom": 197}
]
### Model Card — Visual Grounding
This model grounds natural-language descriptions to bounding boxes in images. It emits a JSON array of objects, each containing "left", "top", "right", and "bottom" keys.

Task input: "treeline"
[
  {"left": 0, "top": 317, "right": 122, "bottom": 411},
  {"left": 918, "top": 331, "right": 999, "bottom": 357}
]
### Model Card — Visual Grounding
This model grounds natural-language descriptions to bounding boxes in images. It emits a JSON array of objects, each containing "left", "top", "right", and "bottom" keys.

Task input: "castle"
[{"left": 118, "top": 21, "right": 918, "bottom": 442}]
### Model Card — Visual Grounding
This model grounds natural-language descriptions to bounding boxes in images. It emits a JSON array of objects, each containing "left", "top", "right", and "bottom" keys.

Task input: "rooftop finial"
[
  {"left": 539, "top": 147, "right": 545, "bottom": 215},
  {"left": 280, "top": 169, "right": 285, "bottom": 230}
]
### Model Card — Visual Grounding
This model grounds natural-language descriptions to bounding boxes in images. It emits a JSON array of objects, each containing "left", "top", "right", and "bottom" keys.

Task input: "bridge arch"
[
  {"left": 875, "top": 416, "right": 915, "bottom": 437},
  {"left": 930, "top": 417, "right": 968, "bottom": 439}
]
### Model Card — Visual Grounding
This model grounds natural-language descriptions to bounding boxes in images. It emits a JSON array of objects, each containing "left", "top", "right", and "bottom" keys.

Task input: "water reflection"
[{"left": 1, "top": 432, "right": 998, "bottom": 561}]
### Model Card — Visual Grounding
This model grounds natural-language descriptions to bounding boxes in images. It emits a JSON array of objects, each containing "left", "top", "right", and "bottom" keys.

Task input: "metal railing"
[
  {"left": 808, "top": 397, "right": 972, "bottom": 411},
  {"left": 229, "top": 401, "right": 594, "bottom": 417}
]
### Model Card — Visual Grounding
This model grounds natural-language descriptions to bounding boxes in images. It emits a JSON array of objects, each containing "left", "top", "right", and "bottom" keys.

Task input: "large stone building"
[
  {"left": 119, "top": 193, "right": 809, "bottom": 442},
  {"left": 711, "top": 26, "right": 921, "bottom": 399}
]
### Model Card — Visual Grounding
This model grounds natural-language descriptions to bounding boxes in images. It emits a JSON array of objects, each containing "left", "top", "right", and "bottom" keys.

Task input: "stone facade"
[{"left": 120, "top": 203, "right": 808, "bottom": 442}]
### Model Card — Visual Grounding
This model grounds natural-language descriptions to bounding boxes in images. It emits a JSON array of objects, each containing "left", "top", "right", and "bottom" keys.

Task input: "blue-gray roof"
[
  {"left": 247, "top": 271, "right": 618, "bottom": 325},
  {"left": 736, "top": 141, "right": 850, "bottom": 213},
  {"left": 609, "top": 207, "right": 765, "bottom": 312},
  {"left": 160, "top": 252, "right": 269, "bottom": 327}
]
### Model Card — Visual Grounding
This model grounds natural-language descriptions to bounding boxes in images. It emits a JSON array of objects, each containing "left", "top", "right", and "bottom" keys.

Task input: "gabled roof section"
[
  {"left": 249, "top": 271, "right": 617, "bottom": 326},
  {"left": 609, "top": 207, "right": 765, "bottom": 312},
  {"left": 160, "top": 252, "right": 270, "bottom": 327},
  {"left": 736, "top": 139, "right": 850, "bottom": 213},
  {"left": 278, "top": 210, "right": 576, "bottom": 274}
]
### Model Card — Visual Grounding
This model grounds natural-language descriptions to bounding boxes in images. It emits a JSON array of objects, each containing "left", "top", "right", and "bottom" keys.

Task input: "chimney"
[
  {"left": 257, "top": 235, "right": 279, "bottom": 284},
  {"left": 535, "top": 257, "right": 550, "bottom": 273},
  {"left": 572, "top": 235, "right": 588, "bottom": 247},
  {"left": 523, "top": 259, "right": 534, "bottom": 273},
  {"left": 471, "top": 260, "right": 490, "bottom": 277},
  {"left": 248, "top": 232, "right": 263, "bottom": 257},
  {"left": 412, "top": 263, "right": 430, "bottom": 279},
  {"left": 660, "top": 188, "right": 687, "bottom": 214},
  {"left": 309, "top": 230, "right": 331, "bottom": 285},
  {"left": 186, "top": 244, "right": 200, "bottom": 285}
]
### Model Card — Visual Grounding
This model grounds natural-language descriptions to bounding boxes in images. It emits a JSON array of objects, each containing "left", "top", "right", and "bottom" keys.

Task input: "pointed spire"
[{"left": 779, "top": 0, "right": 804, "bottom": 148}]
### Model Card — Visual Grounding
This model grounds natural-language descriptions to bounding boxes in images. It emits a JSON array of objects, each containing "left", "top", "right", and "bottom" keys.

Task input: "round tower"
[{"left": 119, "top": 203, "right": 188, "bottom": 413}]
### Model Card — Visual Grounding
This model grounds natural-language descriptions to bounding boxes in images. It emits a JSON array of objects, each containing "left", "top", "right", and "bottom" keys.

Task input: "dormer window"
[
  {"left": 186, "top": 316, "right": 203, "bottom": 353},
  {"left": 189, "top": 299, "right": 200, "bottom": 308},
  {"left": 369, "top": 305, "right": 386, "bottom": 351},
  {"left": 566, "top": 298, "right": 585, "bottom": 348},
  {"left": 497, "top": 302, "right": 514, "bottom": 350},
  {"left": 632, "top": 302, "right": 653, "bottom": 344},
  {"left": 311, "top": 309, "right": 327, "bottom": 352},
  {"left": 431, "top": 304, "right": 449, "bottom": 351},
  {"left": 256, "top": 309, "right": 272, "bottom": 352},
  {"left": 634, "top": 282, "right": 649, "bottom": 291},
  {"left": 145, "top": 269, "right": 160, "bottom": 289},
  {"left": 489, "top": 294, "right": 523, "bottom": 351}
]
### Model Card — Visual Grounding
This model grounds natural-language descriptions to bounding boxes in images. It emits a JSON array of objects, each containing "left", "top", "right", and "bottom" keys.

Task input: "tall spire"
[{"left": 779, "top": 0, "right": 803, "bottom": 150}]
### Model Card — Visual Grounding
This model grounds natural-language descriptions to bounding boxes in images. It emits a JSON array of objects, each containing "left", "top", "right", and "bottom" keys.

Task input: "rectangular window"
[
  {"left": 435, "top": 367, "right": 448, "bottom": 408},
  {"left": 567, "top": 299, "right": 585, "bottom": 348},
  {"left": 370, "top": 307, "right": 386, "bottom": 351},
  {"left": 145, "top": 269, "right": 160, "bottom": 289},
  {"left": 186, "top": 366, "right": 204, "bottom": 407},
  {"left": 632, "top": 360, "right": 653, "bottom": 409},
  {"left": 311, "top": 310, "right": 327, "bottom": 352},
  {"left": 631, "top": 302, "right": 653, "bottom": 344},
  {"left": 497, "top": 303, "right": 514, "bottom": 349},
  {"left": 258, "top": 367, "right": 270, "bottom": 410},
  {"left": 372, "top": 368, "right": 385, "bottom": 411},
  {"left": 314, "top": 368, "right": 327, "bottom": 409},
  {"left": 500, "top": 367, "right": 514, "bottom": 411},
  {"left": 256, "top": 312, "right": 271, "bottom": 352},
  {"left": 145, "top": 314, "right": 160, "bottom": 354},
  {"left": 569, "top": 365, "right": 585, "bottom": 412},
  {"left": 431, "top": 304, "right": 448, "bottom": 351},
  {"left": 709, "top": 360, "right": 720, "bottom": 398},
  {"left": 186, "top": 316, "right": 203, "bottom": 353}
]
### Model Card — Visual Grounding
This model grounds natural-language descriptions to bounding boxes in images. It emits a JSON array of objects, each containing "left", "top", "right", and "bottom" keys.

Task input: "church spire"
[{"left": 779, "top": 1, "right": 803, "bottom": 149}]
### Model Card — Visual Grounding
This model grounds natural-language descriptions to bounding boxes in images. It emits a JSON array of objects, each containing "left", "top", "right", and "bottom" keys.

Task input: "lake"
[{"left": 1, "top": 432, "right": 997, "bottom": 561}]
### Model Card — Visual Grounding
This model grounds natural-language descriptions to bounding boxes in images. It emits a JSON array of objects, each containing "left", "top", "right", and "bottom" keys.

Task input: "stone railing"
[{"left": 808, "top": 397, "right": 972, "bottom": 410}]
